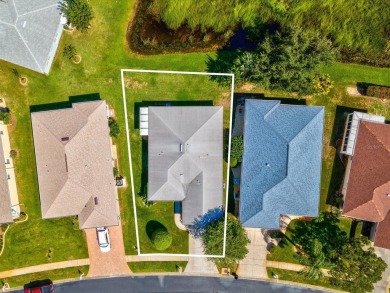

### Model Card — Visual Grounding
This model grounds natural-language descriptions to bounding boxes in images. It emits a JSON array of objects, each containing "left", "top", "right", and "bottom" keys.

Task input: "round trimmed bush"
[{"left": 151, "top": 228, "right": 172, "bottom": 251}]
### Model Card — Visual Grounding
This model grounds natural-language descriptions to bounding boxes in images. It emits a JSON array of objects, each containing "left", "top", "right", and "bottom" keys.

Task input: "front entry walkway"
[
  {"left": 86, "top": 223, "right": 131, "bottom": 277},
  {"left": 184, "top": 235, "right": 218, "bottom": 274},
  {"left": 236, "top": 228, "right": 268, "bottom": 279}
]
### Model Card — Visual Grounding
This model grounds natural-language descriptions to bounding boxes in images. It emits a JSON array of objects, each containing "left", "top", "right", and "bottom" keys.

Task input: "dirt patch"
[
  {"left": 124, "top": 78, "right": 147, "bottom": 89},
  {"left": 7, "top": 114, "right": 16, "bottom": 134},
  {"left": 239, "top": 83, "right": 257, "bottom": 91},
  {"left": 347, "top": 86, "right": 362, "bottom": 96},
  {"left": 215, "top": 93, "right": 231, "bottom": 108}
]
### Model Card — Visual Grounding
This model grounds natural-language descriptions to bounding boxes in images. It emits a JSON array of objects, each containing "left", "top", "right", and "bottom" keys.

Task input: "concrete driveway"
[
  {"left": 85, "top": 224, "right": 131, "bottom": 277},
  {"left": 236, "top": 228, "right": 268, "bottom": 279},
  {"left": 184, "top": 235, "right": 218, "bottom": 274},
  {"left": 373, "top": 247, "right": 390, "bottom": 293}
]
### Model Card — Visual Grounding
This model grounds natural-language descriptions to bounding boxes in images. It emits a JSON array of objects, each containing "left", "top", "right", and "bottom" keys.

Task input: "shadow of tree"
[{"left": 145, "top": 220, "right": 167, "bottom": 240}]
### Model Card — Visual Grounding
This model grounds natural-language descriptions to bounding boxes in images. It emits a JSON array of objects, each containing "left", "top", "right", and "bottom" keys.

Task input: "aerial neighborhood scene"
[{"left": 0, "top": 0, "right": 390, "bottom": 292}]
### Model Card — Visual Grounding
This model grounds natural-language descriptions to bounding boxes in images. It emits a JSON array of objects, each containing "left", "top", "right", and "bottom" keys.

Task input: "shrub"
[
  {"left": 230, "top": 136, "right": 243, "bottom": 163},
  {"left": 108, "top": 118, "right": 120, "bottom": 138},
  {"left": 230, "top": 157, "right": 238, "bottom": 168},
  {"left": 113, "top": 167, "right": 119, "bottom": 178},
  {"left": 9, "top": 150, "right": 17, "bottom": 160},
  {"left": 63, "top": 44, "right": 77, "bottom": 60},
  {"left": 0, "top": 112, "right": 10, "bottom": 125},
  {"left": 61, "top": 0, "right": 94, "bottom": 32},
  {"left": 151, "top": 228, "right": 172, "bottom": 251},
  {"left": 366, "top": 85, "right": 390, "bottom": 99}
]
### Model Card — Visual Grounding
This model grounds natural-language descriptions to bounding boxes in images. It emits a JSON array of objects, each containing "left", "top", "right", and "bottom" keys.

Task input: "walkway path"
[
  {"left": 236, "top": 228, "right": 268, "bottom": 279},
  {"left": 0, "top": 259, "right": 90, "bottom": 279}
]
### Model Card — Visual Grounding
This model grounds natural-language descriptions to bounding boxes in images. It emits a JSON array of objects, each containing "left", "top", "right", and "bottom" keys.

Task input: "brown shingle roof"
[
  {"left": 343, "top": 121, "right": 390, "bottom": 249},
  {"left": 31, "top": 100, "right": 118, "bottom": 229}
]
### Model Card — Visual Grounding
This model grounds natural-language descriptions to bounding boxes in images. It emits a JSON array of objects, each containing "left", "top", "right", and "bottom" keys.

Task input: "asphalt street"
[{"left": 16, "top": 276, "right": 330, "bottom": 293}]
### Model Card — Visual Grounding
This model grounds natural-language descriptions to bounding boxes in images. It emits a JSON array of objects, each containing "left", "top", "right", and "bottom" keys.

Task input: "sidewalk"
[{"left": 0, "top": 259, "right": 90, "bottom": 279}]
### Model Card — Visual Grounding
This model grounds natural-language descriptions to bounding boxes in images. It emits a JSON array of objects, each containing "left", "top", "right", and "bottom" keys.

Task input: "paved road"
[{"left": 13, "top": 276, "right": 329, "bottom": 293}]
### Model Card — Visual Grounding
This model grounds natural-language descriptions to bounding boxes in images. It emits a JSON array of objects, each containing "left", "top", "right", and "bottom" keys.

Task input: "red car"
[{"left": 24, "top": 282, "right": 54, "bottom": 293}]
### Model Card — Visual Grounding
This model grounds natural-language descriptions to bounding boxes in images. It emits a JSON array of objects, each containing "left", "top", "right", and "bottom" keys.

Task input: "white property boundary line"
[{"left": 121, "top": 69, "right": 235, "bottom": 258}]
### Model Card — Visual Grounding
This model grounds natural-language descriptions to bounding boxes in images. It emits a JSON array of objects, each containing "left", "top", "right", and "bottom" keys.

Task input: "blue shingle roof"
[{"left": 239, "top": 99, "right": 324, "bottom": 229}]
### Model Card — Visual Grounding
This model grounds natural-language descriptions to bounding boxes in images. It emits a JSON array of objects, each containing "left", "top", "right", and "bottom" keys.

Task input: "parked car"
[
  {"left": 24, "top": 281, "right": 54, "bottom": 293},
  {"left": 97, "top": 227, "right": 111, "bottom": 252}
]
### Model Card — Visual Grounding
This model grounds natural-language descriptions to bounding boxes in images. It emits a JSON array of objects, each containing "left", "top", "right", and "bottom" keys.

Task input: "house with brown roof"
[
  {"left": 31, "top": 100, "right": 119, "bottom": 229},
  {"left": 341, "top": 112, "right": 390, "bottom": 249}
]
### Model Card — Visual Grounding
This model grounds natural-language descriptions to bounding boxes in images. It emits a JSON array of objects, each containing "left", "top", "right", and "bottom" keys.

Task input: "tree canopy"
[
  {"left": 290, "top": 213, "right": 387, "bottom": 292},
  {"left": 210, "top": 26, "right": 338, "bottom": 95},
  {"left": 61, "top": 0, "right": 94, "bottom": 32},
  {"left": 203, "top": 214, "right": 250, "bottom": 267}
]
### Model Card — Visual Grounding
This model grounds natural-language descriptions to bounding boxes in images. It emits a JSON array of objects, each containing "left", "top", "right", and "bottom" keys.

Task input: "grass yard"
[
  {"left": 129, "top": 261, "right": 187, "bottom": 273},
  {"left": 123, "top": 72, "right": 232, "bottom": 254},
  {"left": 1, "top": 266, "right": 89, "bottom": 288},
  {"left": 266, "top": 268, "right": 342, "bottom": 291}
]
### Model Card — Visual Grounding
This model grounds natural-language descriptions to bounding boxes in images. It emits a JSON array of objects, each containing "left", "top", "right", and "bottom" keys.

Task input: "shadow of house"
[{"left": 30, "top": 93, "right": 101, "bottom": 113}]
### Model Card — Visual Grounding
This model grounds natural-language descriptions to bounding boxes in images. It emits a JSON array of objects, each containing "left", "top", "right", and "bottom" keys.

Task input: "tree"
[
  {"left": 61, "top": 0, "right": 94, "bottom": 32},
  {"left": 211, "top": 26, "right": 338, "bottom": 95},
  {"left": 329, "top": 237, "right": 387, "bottom": 293},
  {"left": 108, "top": 118, "right": 120, "bottom": 138},
  {"left": 203, "top": 214, "right": 250, "bottom": 267},
  {"left": 290, "top": 213, "right": 387, "bottom": 291},
  {"left": 300, "top": 239, "right": 328, "bottom": 280},
  {"left": 63, "top": 44, "right": 77, "bottom": 60},
  {"left": 151, "top": 228, "right": 172, "bottom": 251},
  {"left": 230, "top": 136, "right": 244, "bottom": 163},
  {"left": 187, "top": 207, "right": 224, "bottom": 238}
]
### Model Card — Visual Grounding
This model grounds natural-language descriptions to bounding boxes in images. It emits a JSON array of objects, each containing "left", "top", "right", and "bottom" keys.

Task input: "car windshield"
[
  {"left": 98, "top": 231, "right": 108, "bottom": 246},
  {"left": 41, "top": 286, "right": 52, "bottom": 293}
]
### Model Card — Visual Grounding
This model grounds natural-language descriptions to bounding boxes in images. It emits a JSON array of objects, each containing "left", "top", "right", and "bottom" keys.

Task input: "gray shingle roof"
[
  {"left": 31, "top": 100, "right": 119, "bottom": 229},
  {"left": 0, "top": 0, "right": 62, "bottom": 73},
  {"left": 240, "top": 99, "right": 324, "bottom": 229},
  {"left": 148, "top": 106, "right": 223, "bottom": 225},
  {"left": 0, "top": 133, "right": 12, "bottom": 224}
]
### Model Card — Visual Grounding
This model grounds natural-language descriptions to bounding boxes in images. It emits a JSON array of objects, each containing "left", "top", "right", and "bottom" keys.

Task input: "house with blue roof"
[{"left": 239, "top": 99, "right": 324, "bottom": 229}]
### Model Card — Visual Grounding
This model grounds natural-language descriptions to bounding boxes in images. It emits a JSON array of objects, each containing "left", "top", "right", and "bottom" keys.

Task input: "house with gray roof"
[
  {"left": 0, "top": 0, "right": 63, "bottom": 74},
  {"left": 147, "top": 106, "right": 223, "bottom": 225},
  {"left": 239, "top": 99, "right": 324, "bottom": 229},
  {"left": 0, "top": 135, "right": 12, "bottom": 224},
  {"left": 31, "top": 100, "right": 119, "bottom": 229}
]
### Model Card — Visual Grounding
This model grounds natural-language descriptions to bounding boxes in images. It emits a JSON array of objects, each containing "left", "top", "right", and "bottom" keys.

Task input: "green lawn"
[
  {"left": 267, "top": 268, "right": 342, "bottom": 291},
  {"left": 1, "top": 266, "right": 89, "bottom": 288},
  {"left": 129, "top": 261, "right": 187, "bottom": 273},
  {"left": 123, "top": 72, "right": 231, "bottom": 254}
]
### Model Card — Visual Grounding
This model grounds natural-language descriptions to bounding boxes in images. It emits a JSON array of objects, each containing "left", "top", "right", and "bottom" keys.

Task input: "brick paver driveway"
[{"left": 85, "top": 224, "right": 131, "bottom": 277}]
